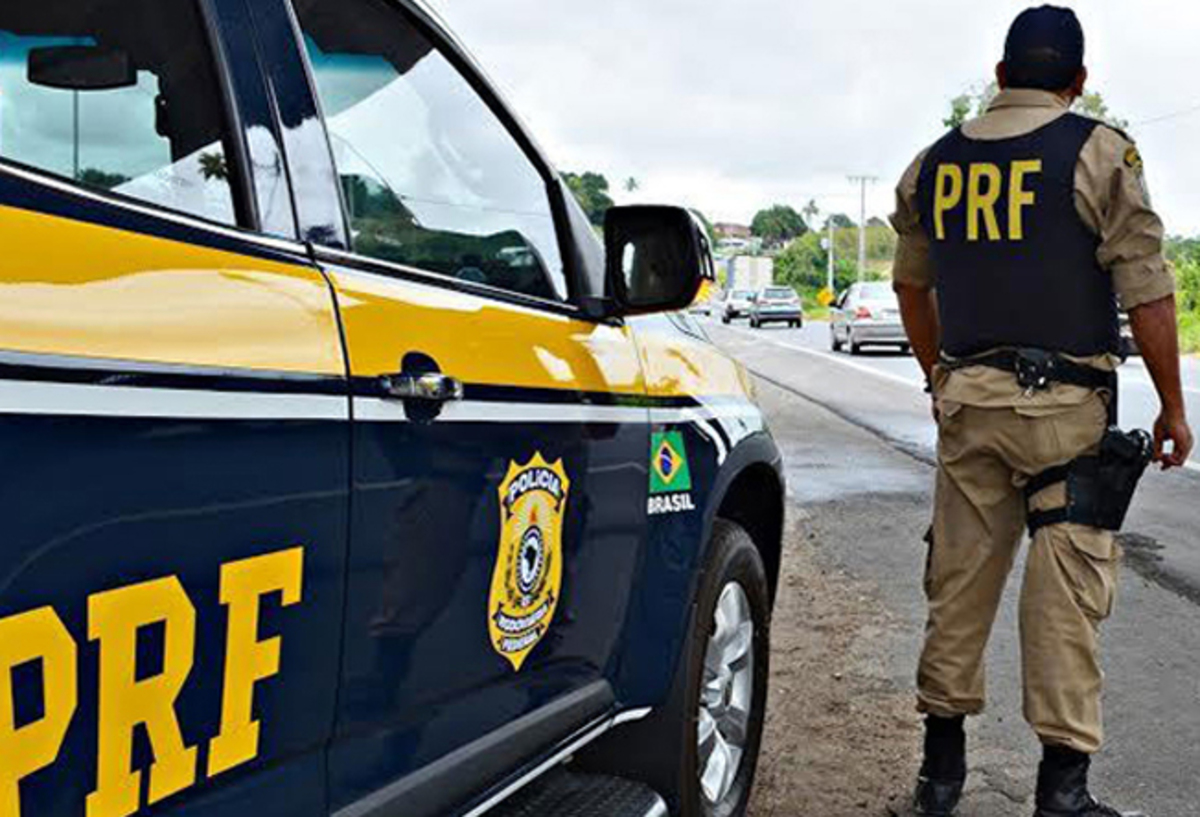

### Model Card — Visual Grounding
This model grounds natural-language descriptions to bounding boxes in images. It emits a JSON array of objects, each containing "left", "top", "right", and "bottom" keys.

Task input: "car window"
[
  {"left": 0, "top": 1, "right": 240, "bottom": 226},
  {"left": 295, "top": 0, "right": 567, "bottom": 301},
  {"left": 763, "top": 288, "right": 794, "bottom": 299}
]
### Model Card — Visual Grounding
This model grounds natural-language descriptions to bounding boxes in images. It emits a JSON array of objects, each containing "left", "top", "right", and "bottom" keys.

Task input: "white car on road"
[{"left": 721, "top": 289, "right": 756, "bottom": 323}]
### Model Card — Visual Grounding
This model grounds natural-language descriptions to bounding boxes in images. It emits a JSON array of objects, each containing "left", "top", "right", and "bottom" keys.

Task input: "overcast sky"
[{"left": 425, "top": 0, "right": 1200, "bottom": 235}]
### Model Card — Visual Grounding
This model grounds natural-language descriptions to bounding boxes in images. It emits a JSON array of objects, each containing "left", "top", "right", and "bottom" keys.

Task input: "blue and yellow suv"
[{"left": 0, "top": 2, "right": 784, "bottom": 816}]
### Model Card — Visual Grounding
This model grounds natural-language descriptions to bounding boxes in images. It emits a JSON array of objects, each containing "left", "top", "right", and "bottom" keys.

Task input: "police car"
[{"left": 0, "top": 2, "right": 784, "bottom": 817}]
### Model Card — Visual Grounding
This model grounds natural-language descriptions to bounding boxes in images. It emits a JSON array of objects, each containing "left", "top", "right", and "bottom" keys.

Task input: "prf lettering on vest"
[
  {"left": 934, "top": 160, "right": 1043, "bottom": 241},
  {"left": 0, "top": 546, "right": 304, "bottom": 817}
]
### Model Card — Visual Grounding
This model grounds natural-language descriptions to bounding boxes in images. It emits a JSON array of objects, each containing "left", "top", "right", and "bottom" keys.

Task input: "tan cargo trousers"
[{"left": 918, "top": 390, "right": 1118, "bottom": 754}]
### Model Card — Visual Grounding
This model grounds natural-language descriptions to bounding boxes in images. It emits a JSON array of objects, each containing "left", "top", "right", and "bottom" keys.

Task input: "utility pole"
[
  {"left": 848, "top": 175, "right": 877, "bottom": 282},
  {"left": 827, "top": 217, "right": 835, "bottom": 295}
]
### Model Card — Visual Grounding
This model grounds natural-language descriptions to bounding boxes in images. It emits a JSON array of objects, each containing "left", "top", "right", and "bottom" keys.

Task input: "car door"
[
  {"left": 0, "top": 3, "right": 349, "bottom": 817},
  {"left": 254, "top": 1, "right": 654, "bottom": 814}
]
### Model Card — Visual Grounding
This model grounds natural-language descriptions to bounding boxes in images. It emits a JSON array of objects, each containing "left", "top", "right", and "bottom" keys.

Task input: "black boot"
[
  {"left": 1033, "top": 746, "right": 1145, "bottom": 817},
  {"left": 913, "top": 715, "right": 966, "bottom": 816}
]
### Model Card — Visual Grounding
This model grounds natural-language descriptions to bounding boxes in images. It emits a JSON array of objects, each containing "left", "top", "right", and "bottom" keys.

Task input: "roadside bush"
[
  {"left": 775, "top": 229, "right": 892, "bottom": 295},
  {"left": 1170, "top": 253, "right": 1200, "bottom": 353},
  {"left": 1175, "top": 257, "right": 1200, "bottom": 314},
  {"left": 1178, "top": 310, "right": 1200, "bottom": 355}
]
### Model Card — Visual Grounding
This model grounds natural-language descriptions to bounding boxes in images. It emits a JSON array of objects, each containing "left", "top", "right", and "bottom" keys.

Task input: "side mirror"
[
  {"left": 28, "top": 46, "right": 137, "bottom": 92},
  {"left": 603, "top": 205, "right": 712, "bottom": 317}
]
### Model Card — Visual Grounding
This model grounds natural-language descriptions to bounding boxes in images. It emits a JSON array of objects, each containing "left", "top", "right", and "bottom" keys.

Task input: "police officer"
[{"left": 891, "top": 6, "right": 1193, "bottom": 817}]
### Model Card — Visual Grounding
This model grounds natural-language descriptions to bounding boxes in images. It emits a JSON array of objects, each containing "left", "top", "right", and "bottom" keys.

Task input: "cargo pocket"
[
  {"left": 1040, "top": 394, "right": 1109, "bottom": 465},
  {"left": 1056, "top": 526, "right": 1119, "bottom": 623},
  {"left": 935, "top": 399, "right": 965, "bottom": 460},
  {"left": 936, "top": 398, "right": 963, "bottom": 425}
]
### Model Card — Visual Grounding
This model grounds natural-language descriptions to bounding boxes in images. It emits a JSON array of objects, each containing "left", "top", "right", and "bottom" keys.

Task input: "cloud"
[{"left": 426, "top": 0, "right": 1200, "bottom": 233}]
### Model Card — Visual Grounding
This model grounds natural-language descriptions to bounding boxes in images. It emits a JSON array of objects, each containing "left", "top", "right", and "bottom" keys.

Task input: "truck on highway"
[{"left": 724, "top": 255, "right": 775, "bottom": 294}]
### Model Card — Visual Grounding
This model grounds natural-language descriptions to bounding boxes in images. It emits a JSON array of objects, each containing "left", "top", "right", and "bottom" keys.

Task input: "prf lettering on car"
[
  {"left": 0, "top": 547, "right": 304, "bottom": 817},
  {"left": 933, "top": 160, "right": 1043, "bottom": 241}
]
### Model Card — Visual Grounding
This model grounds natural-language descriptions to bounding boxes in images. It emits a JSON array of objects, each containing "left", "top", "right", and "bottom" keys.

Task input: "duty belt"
[{"left": 941, "top": 348, "right": 1115, "bottom": 394}]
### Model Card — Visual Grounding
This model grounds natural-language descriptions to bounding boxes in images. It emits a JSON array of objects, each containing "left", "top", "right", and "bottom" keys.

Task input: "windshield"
[{"left": 731, "top": 290, "right": 752, "bottom": 299}]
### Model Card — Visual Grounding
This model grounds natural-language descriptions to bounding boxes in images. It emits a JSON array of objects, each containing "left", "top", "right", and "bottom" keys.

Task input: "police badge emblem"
[{"left": 489, "top": 453, "right": 571, "bottom": 671}]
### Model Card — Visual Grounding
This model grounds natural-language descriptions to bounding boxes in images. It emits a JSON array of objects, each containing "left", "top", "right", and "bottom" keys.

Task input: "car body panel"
[
  {"left": 0, "top": 204, "right": 343, "bottom": 375},
  {"left": 613, "top": 314, "right": 776, "bottom": 706},
  {"left": 327, "top": 267, "right": 646, "bottom": 393},
  {"left": 320, "top": 261, "right": 654, "bottom": 815},
  {"left": 0, "top": 1, "right": 785, "bottom": 816},
  {"left": 0, "top": 167, "right": 350, "bottom": 817}
]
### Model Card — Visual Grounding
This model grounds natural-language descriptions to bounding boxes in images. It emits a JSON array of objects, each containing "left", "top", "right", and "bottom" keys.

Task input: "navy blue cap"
[{"left": 1004, "top": 6, "right": 1085, "bottom": 91}]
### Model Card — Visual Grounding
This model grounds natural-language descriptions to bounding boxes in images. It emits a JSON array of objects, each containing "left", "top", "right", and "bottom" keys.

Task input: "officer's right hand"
[{"left": 1154, "top": 411, "right": 1194, "bottom": 469}]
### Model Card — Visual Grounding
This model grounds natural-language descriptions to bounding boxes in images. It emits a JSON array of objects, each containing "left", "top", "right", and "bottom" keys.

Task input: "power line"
[{"left": 1132, "top": 102, "right": 1200, "bottom": 128}]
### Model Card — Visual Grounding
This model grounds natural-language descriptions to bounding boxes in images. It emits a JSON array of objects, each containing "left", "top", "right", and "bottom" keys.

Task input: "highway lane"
[
  {"left": 708, "top": 318, "right": 1200, "bottom": 813},
  {"left": 703, "top": 315, "right": 1200, "bottom": 627},
  {"left": 710, "top": 317, "right": 1200, "bottom": 470}
]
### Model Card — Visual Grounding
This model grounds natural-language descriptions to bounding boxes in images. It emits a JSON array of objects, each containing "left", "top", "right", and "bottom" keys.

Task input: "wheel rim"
[{"left": 697, "top": 582, "right": 755, "bottom": 807}]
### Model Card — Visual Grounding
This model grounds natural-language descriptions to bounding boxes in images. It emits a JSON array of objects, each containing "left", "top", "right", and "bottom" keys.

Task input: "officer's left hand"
[{"left": 1154, "top": 411, "right": 1194, "bottom": 470}]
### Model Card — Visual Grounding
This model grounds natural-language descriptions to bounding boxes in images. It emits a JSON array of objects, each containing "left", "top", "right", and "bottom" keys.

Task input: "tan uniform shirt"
[{"left": 891, "top": 88, "right": 1174, "bottom": 408}]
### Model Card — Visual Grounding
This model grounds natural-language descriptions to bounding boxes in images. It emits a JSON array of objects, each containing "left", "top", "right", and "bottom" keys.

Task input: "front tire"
[
  {"left": 574, "top": 521, "right": 771, "bottom": 817},
  {"left": 831, "top": 328, "right": 843, "bottom": 352},
  {"left": 665, "top": 521, "right": 771, "bottom": 816}
]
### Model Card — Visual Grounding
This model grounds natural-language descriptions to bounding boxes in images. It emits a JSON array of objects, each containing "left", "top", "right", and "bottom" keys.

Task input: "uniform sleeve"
[
  {"left": 1075, "top": 126, "right": 1174, "bottom": 310},
  {"left": 890, "top": 149, "right": 934, "bottom": 289}
]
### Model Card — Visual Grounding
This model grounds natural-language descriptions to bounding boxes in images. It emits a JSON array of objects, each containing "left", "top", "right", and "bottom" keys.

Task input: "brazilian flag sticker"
[{"left": 650, "top": 431, "right": 692, "bottom": 495}]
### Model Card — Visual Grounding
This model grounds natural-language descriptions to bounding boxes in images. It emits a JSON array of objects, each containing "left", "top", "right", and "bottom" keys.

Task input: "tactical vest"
[{"left": 916, "top": 113, "right": 1120, "bottom": 357}]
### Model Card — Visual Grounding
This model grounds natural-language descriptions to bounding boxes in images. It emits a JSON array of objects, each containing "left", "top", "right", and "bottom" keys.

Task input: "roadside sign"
[{"left": 817, "top": 287, "right": 835, "bottom": 307}]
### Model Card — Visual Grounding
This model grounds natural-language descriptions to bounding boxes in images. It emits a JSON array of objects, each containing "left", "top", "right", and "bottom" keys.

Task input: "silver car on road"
[
  {"left": 830, "top": 282, "right": 910, "bottom": 355},
  {"left": 750, "top": 286, "right": 804, "bottom": 328}
]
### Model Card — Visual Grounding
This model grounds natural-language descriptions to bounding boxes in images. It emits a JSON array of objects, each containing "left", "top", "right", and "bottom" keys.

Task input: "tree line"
[{"left": 1166, "top": 237, "right": 1200, "bottom": 353}]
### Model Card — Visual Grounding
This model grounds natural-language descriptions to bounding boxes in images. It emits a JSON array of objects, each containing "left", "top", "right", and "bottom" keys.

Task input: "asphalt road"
[
  {"left": 709, "top": 318, "right": 1200, "bottom": 471},
  {"left": 702, "top": 319, "right": 1200, "bottom": 817},
  {"left": 705, "top": 318, "right": 1200, "bottom": 603}
]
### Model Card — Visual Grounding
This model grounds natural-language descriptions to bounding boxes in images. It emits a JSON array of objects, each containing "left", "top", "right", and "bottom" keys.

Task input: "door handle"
[{"left": 379, "top": 372, "right": 464, "bottom": 403}]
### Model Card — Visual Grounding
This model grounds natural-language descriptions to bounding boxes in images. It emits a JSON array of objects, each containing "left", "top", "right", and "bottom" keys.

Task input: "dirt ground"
[{"left": 747, "top": 508, "right": 923, "bottom": 817}]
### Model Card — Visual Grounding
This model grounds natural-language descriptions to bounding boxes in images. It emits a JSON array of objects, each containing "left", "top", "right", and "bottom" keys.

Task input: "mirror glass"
[
  {"left": 607, "top": 206, "right": 702, "bottom": 312},
  {"left": 28, "top": 45, "right": 136, "bottom": 91}
]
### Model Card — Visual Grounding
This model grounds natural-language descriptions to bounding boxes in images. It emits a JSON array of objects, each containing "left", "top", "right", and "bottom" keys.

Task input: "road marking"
[
  {"left": 724, "top": 325, "right": 925, "bottom": 389},
  {"left": 1099, "top": 357, "right": 1200, "bottom": 397},
  {"left": 718, "top": 324, "right": 1200, "bottom": 473}
]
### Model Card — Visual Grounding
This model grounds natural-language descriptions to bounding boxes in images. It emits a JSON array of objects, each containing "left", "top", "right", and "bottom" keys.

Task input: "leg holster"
[{"left": 1025, "top": 428, "right": 1154, "bottom": 536}]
